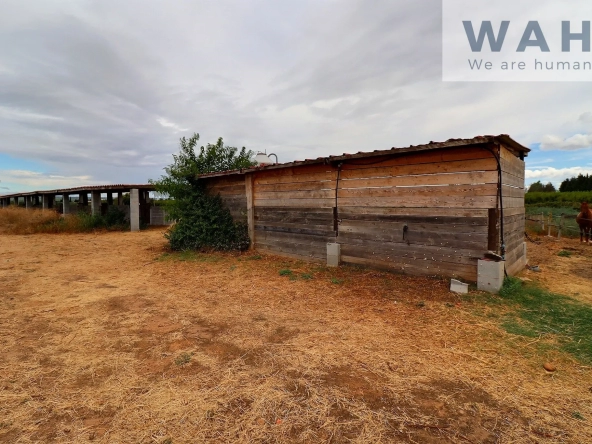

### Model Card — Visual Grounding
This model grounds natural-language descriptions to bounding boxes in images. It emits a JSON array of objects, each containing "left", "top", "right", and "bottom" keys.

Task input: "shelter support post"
[
  {"left": 91, "top": 191, "right": 101, "bottom": 216},
  {"left": 62, "top": 194, "right": 70, "bottom": 215},
  {"left": 130, "top": 189, "right": 140, "bottom": 232}
]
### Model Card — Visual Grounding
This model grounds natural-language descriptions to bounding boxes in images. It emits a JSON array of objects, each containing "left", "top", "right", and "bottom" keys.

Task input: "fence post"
[
  {"left": 558, "top": 214, "right": 563, "bottom": 239},
  {"left": 541, "top": 212, "right": 544, "bottom": 230},
  {"left": 548, "top": 212, "right": 552, "bottom": 237}
]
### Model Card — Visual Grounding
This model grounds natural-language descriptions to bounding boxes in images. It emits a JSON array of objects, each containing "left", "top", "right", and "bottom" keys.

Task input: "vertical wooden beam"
[
  {"left": 488, "top": 208, "right": 500, "bottom": 252},
  {"left": 245, "top": 173, "right": 255, "bottom": 249}
]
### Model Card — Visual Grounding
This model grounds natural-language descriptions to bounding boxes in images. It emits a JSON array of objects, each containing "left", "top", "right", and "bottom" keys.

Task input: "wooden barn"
[{"left": 199, "top": 135, "right": 529, "bottom": 282}]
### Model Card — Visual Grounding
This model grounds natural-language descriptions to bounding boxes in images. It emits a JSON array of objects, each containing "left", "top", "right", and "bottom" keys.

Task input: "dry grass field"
[{"left": 1, "top": 226, "right": 591, "bottom": 443}]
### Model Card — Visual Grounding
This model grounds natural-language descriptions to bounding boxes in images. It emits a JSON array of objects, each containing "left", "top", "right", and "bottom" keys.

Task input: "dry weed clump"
[
  {"left": 0, "top": 207, "right": 63, "bottom": 234},
  {"left": 0, "top": 207, "right": 125, "bottom": 235}
]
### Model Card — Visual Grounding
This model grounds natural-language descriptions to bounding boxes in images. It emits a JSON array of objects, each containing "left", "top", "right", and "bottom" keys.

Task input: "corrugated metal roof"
[
  {"left": 197, "top": 134, "right": 529, "bottom": 179},
  {"left": 0, "top": 184, "right": 154, "bottom": 199}
]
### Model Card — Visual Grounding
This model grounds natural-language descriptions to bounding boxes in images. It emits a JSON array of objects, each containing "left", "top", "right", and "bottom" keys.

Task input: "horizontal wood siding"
[
  {"left": 254, "top": 165, "right": 337, "bottom": 260},
  {"left": 201, "top": 143, "right": 526, "bottom": 282},
  {"left": 500, "top": 145, "right": 526, "bottom": 275},
  {"left": 335, "top": 146, "right": 498, "bottom": 281},
  {"left": 205, "top": 175, "right": 247, "bottom": 223}
]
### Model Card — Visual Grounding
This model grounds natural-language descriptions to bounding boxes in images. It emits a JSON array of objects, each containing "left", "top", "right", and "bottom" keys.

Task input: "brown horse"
[{"left": 576, "top": 202, "right": 592, "bottom": 243}]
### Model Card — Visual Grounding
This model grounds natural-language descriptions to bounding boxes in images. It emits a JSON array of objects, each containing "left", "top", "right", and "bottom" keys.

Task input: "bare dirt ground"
[{"left": 1, "top": 228, "right": 591, "bottom": 443}]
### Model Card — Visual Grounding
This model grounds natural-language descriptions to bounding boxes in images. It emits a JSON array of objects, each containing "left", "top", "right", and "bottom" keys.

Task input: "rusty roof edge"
[
  {"left": 495, "top": 134, "right": 531, "bottom": 155},
  {"left": 197, "top": 134, "right": 530, "bottom": 179}
]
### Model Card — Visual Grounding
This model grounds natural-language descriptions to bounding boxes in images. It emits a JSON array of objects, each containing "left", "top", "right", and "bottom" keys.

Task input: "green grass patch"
[
  {"left": 488, "top": 277, "right": 592, "bottom": 364},
  {"left": 501, "top": 318, "right": 539, "bottom": 338},
  {"left": 174, "top": 352, "right": 192, "bottom": 366},
  {"left": 157, "top": 251, "right": 221, "bottom": 263},
  {"left": 330, "top": 277, "right": 344, "bottom": 285},
  {"left": 245, "top": 254, "right": 262, "bottom": 260},
  {"left": 525, "top": 191, "right": 592, "bottom": 208},
  {"left": 525, "top": 206, "right": 581, "bottom": 238},
  {"left": 300, "top": 273, "right": 313, "bottom": 280},
  {"left": 525, "top": 206, "right": 579, "bottom": 216},
  {"left": 557, "top": 250, "right": 572, "bottom": 257},
  {"left": 279, "top": 269, "right": 293, "bottom": 277}
]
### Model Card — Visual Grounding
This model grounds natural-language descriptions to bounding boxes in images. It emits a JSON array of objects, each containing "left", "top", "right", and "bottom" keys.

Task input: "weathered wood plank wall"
[
  {"left": 207, "top": 175, "right": 247, "bottom": 223},
  {"left": 202, "top": 142, "right": 527, "bottom": 282},
  {"left": 252, "top": 164, "right": 337, "bottom": 260},
  {"left": 336, "top": 146, "right": 498, "bottom": 281},
  {"left": 500, "top": 145, "right": 526, "bottom": 276}
]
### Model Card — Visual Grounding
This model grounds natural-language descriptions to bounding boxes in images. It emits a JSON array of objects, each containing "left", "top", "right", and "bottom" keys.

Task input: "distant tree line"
[
  {"left": 559, "top": 174, "right": 592, "bottom": 192},
  {"left": 527, "top": 181, "right": 556, "bottom": 193}
]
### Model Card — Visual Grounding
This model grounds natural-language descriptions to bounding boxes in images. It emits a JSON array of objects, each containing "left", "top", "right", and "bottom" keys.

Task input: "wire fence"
[{"left": 525, "top": 212, "right": 587, "bottom": 239}]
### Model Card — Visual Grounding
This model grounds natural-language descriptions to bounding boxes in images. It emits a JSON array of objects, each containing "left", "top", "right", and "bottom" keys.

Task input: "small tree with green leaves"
[
  {"left": 149, "top": 133, "right": 256, "bottom": 251},
  {"left": 527, "top": 180, "right": 556, "bottom": 193}
]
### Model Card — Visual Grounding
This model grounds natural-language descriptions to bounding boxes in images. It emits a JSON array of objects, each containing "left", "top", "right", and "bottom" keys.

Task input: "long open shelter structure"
[{"left": 0, "top": 184, "right": 164, "bottom": 231}]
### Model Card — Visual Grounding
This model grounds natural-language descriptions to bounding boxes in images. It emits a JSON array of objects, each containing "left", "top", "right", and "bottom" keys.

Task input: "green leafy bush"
[
  {"left": 150, "top": 133, "right": 256, "bottom": 252},
  {"left": 76, "top": 207, "right": 128, "bottom": 231},
  {"left": 165, "top": 183, "right": 250, "bottom": 251}
]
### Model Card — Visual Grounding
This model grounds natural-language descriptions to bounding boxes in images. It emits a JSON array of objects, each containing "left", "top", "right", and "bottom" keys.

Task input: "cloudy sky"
[{"left": 1, "top": 0, "right": 591, "bottom": 193}]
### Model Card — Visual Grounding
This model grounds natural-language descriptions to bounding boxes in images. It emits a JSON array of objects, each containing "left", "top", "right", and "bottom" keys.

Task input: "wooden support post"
[
  {"left": 245, "top": 173, "right": 255, "bottom": 249},
  {"left": 547, "top": 212, "right": 552, "bottom": 237},
  {"left": 558, "top": 214, "right": 563, "bottom": 239},
  {"left": 541, "top": 212, "right": 544, "bottom": 230},
  {"left": 487, "top": 208, "right": 500, "bottom": 252}
]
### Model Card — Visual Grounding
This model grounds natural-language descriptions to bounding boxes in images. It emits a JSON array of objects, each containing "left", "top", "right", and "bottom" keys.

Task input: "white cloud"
[
  {"left": 579, "top": 112, "right": 592, "bottom": 123},
  {"left": 0, "top": 106, "right": 64, "bottom": 122},
  {"left": 156, "top": 117, "right": 188, "bottom": 133},
  {"left": 0, "top": 170, "right": 96, "bottom": 191},
  {"left": 526, "top": 167, "right": 592, "bottom": 187},
  {"left": 540, "top": 134, "right": 592, "bottom": 151}
]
